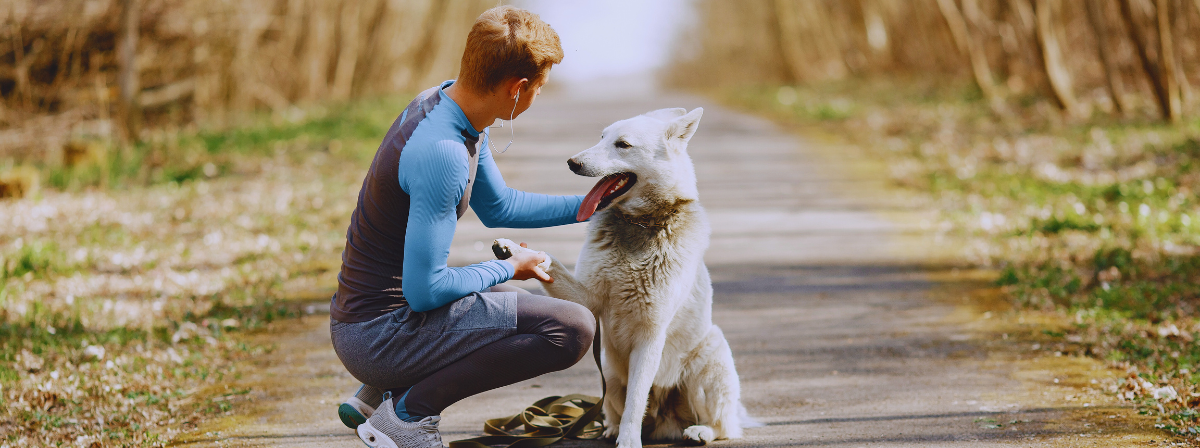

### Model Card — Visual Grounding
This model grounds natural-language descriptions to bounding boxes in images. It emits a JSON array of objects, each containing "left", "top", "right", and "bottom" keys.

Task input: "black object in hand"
[{"left": 492, "top": 241, "right": 512, "bottom": 260}]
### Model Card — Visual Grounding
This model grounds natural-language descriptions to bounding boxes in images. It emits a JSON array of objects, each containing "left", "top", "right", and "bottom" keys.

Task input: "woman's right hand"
[{"left": 502, "top": 243, "right": 553, "bottom": 282}]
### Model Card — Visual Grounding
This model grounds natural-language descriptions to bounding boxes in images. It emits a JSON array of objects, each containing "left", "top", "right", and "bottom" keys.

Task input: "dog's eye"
[{"left": 614, "top": 140, "right": 631, "bottom": 149}]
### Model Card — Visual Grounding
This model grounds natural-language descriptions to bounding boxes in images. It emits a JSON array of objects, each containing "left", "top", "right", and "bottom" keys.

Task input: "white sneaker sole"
[
  {"left": 356, "top": 419, "right": 399, "bottom": 448},
  {"left": 340, "top": 397, "right": 375, "bottom": 429}
]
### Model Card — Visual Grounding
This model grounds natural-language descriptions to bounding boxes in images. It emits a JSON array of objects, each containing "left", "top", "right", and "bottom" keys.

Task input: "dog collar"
[
  {"left": 611, "top": 199, "right": 694, "bottom": 230},
  {"left": 615, "top": 212, "right": 670, "bottom": 229}
]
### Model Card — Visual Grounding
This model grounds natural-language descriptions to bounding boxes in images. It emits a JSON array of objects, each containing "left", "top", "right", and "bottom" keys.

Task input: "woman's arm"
[
  {"left": 400, "top": 140, "right": 515, "bottom": 312},
  {"left": 470, "top": 140, "right": 584, "bottom": 228}
]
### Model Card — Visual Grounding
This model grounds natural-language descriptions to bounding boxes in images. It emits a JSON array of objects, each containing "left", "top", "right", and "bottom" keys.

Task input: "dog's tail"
[{"left": 738, "top": 402, "right": 763, "bottom": 428}]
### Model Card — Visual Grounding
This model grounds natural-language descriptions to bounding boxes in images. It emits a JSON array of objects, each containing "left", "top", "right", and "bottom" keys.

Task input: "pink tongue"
[{"left": 577, "top": 174, "right": 625, "bottom": 222}]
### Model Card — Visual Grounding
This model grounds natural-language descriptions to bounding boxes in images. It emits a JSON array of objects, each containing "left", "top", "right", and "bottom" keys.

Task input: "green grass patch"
[
  {"left": 1, "top": 239, "right": 68, "bottom": 280},
  {"left": 33, "top": 95, "right": 407, "bottom": 193}
]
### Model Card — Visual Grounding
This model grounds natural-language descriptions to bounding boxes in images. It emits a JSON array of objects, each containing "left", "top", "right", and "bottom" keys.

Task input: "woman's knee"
[
  {"left": 516, "top": 293, "right": 596, "bottom": 367},
  {"left": 548, "top": 301, "right": 596, "bottom": 368},
  {"left": 565, "top": 301, "right": 596, "bottom": 340}
]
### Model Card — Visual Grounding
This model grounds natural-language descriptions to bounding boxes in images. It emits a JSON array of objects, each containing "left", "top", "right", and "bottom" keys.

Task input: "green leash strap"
[{"left": 450, "top": 318, "right": 606, "bottom": 448}]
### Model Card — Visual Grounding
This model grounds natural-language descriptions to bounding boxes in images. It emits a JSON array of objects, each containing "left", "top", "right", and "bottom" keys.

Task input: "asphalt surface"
[{"left": 172, "top": 88, "right": 1164, "bottom": 448}]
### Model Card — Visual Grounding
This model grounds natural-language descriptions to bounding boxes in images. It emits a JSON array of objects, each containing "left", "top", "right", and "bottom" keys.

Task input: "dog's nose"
[{"left": 567, "top": 158, "right": 582, "bottom": 174}]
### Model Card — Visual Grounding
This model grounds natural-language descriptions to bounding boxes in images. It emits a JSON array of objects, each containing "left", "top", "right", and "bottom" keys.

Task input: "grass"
[
  {"left": 1, "top": 239, "right": 67, "bottom": 280},
  {"left": 718, "top": 77, "right": 1200, "bottom": 441},
  {"left": 35, "top": 97, "right": 399, "bottom": 195},
  {"left": 0, "top": 95, "right": 411, "bottom": 446}
]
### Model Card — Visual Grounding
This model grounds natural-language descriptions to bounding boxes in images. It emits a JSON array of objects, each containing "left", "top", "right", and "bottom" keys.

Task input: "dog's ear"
[
  {"left": 668, "top": 108, "right": 704, "bottom": 144},
  {"left": 644, "top": 108, "right": 687, "bottom": 121}
]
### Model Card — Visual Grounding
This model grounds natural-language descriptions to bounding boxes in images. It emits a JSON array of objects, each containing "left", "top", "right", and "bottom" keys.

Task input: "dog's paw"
[
  {"left": 491, "top": 238, "right": 521, "bottom": 260},
  {"left": 682, "top": 425, "right": 715, "bottom": 445},
  {"left": 615, "top": 432, "right": 642, "bottom": 448},
  {"left": 491, "top": 238, "right": 551, "bottom": 271},
  {"left": 602, "top": 422, "right": 620, "bottom": 441}
]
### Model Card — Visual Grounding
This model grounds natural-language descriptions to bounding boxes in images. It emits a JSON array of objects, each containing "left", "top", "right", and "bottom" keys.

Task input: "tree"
[
  {"left": 937, "top": 0, "right": 1002, "bottom": 108},
  {"left": 1084, "top": 1, "right": 1130, "bottom": 115},
  {"left": 117, "top": 0, "right": 141, "bottom": 143},
  {"left": 1120, "top": 0, "right": 1176, "bottom": 121},
  {"left": 1033, "top": 0, "right": 1081, "bottom": 118},
  {"left": 1155, "top": 0, "right": 1181, "bottom": 122}
]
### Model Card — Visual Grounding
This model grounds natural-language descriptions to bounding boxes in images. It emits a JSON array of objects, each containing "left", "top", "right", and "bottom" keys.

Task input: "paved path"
[{"left": 173, "top": 90, "right": 1163, "bottom": 447}]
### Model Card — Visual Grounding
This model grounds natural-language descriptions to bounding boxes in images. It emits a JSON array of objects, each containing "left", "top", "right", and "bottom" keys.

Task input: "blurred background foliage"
[
  {"left": 3, "top": 0, "right": 1200, "bottom": 445},
  {"left": 667, "top": 0, "right": 1200, "bottom": 438},
  {"left": 0, "top": 1, "right": 497, "bottom": 444},
  {"left": 0, "top": 0, "right": 492, "bottom": 195},
  {"left": 669, "top": 0, "right": 1198, "bottom": 123}
]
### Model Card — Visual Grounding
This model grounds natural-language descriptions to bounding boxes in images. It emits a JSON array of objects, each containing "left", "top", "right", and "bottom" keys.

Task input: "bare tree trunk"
[
  {"left": 353, "top": 0, "right": 387, "bottom": 94},
  {"left": 421, "top": 0, "right": 478, "bottom": 87},
  {"left": 331, "top": 0, "right": 362, "bottom": 101},
  {"left": 1121, "top": 0, "right": 1173, "bottom": 120},
  {"left": 774, "top": 0, "right": 815, "bottom": 83},
  {"left": 1174, "top": 0, "right": 1193, "bottom": 111},
  {"left": 408, "top": 0, "right": 448, "bottom": 88},
  {"left": 1084, "top": 0, "right": 1129, "bottom": 115},
  {"left": 10, "top": 26, "right": 28, "bottom": 109},
  {"left": 1157, "top": 0, "right": 1181, "bottom": 121},
  {"left": 12, "top": 37, "right": 43, "bottom": 111},
  {"left": 1033, "top": 0, "right": 1080, "bottom": 117},
  {"left": 279, "top": 0, "right": 305, "bottom": 100},
  {"left": 304, "top": 0, "right": 335, "bottom": 102},
  {"left": 937, "top": 0, "right": 1001, "bottom": 106},
  {"left": 960, "top": 0, "right": 994, "bottom": 36},
  {"left": 797, "top": 1, "right": 849, "bottom": 79},
  {"left": 51, "top": 26, "right": 78, "bottom": 88},
  {"left": 117, "top": 0, "right": 141, "bottom": 143},
  {"left": 861, "top": 0, "right": 890, "bottom": 58},
  {"left": 231, "top": 6, "right": 270, "bottom": 112},
  {"left": 1006, "top": 0, "right": 1052, "bottom": 95}
]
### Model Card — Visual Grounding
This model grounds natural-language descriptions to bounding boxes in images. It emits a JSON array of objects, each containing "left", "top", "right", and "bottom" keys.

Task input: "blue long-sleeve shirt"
[{"left": 332, "top": 80, "right": 583, "bottom": 322}]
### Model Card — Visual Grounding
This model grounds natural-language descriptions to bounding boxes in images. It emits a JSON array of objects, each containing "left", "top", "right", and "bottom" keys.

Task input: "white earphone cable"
[{"left": 487, "top": 88, "right": 519, "bottom": 154}]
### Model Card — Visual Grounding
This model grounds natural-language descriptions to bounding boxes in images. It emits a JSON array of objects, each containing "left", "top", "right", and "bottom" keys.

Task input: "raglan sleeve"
[{"left": 399, "top": 140, "right": 516, "bottom": 312}]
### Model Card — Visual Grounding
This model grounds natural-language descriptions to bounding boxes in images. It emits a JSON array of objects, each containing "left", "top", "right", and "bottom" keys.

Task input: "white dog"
[{"left": 497, "top": 107, "right": 755, "bottom": 447}]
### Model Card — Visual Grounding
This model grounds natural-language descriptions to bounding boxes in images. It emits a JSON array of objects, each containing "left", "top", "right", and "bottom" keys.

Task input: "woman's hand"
[{"left": 502, "top": 242, "right": 553, "bottom": 282}]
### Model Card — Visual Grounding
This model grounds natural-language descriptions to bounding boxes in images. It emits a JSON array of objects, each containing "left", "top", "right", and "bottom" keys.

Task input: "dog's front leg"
[
  {"left": 616, "top": 333, "right": 669, "bottom": 448},
  {"left": 492, "top": 239, "right": 595, "bottom": 310},
  {"left": 537, "top": 254, "right": 597, "bottom": 311},
  {"left": 601, "top": 373, "right": 626, "bottom": 440}
]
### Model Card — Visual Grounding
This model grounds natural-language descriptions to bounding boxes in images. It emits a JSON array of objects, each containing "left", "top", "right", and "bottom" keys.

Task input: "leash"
[{"left": 449, "top": 318, "right": 606, "bottom": 448}]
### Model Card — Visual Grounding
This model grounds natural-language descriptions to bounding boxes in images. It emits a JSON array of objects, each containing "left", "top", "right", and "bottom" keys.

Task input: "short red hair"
[{"left": 458, "top": 6, "right": 563, "bottom": 93}]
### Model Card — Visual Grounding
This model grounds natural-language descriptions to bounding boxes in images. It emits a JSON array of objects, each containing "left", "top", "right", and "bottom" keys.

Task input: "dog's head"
[{"left": 570, "top": 107, "right": 704, "bottom": 221}]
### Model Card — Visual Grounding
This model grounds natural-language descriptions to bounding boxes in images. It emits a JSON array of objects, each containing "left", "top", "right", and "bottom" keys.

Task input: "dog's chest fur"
[{"left": 578, "top": 201, "right": 711, "bottom": 351}]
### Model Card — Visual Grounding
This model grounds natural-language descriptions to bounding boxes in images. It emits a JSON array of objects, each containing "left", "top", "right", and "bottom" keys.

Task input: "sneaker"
[
  {"left": 356, "top": 396, "right": 444, "bottom": 448},
  {"left": 339, "top": 384, "right": 383, "bottom": 429}
]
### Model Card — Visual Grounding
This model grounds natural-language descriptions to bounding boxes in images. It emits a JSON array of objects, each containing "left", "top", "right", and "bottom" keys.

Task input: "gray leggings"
[{"left": 332, "top": 286, "right": 595, "bottom": 417}]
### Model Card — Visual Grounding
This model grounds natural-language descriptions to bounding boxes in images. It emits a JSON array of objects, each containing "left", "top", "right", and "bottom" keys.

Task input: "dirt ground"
[{"left": 170, "top": 88, "right": 1174, "bottom": 448}]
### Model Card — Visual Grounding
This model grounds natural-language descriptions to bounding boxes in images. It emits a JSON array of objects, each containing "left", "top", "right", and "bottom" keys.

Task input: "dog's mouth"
[{"left": 577, "top": 172, "right": 637, "bottom": 221}]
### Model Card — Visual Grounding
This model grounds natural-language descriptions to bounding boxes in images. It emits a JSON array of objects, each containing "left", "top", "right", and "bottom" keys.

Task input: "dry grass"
[{"left": 0, "top": 96, "right": 401, "bottom": 446}]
